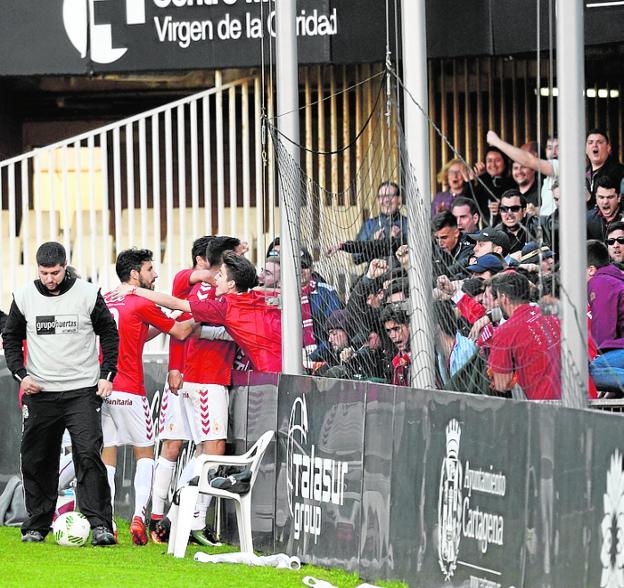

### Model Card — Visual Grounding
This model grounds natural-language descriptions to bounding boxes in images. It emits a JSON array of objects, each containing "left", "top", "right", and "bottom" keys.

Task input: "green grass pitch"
[{"left": 1, "top": 520, "right": 406, "bottom": 587}]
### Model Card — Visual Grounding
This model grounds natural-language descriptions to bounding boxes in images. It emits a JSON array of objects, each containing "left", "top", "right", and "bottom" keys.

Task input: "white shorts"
[
  {"left": 158, "top": 382, "right": 192, "bottom": 442},
  {"left": 102, "top": 391, "right": 155, "bottom": 448},
  {"left": 179, "top": 382, "right": 229, "bottom": 444}
]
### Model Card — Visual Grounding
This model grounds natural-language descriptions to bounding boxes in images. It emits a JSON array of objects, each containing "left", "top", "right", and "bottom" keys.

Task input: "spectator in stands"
[
  {"left": 380, "top": 305, "right": 411, "bottom": 386},
  {"left": 385, "top": 277, "right": 410, "bottom": 305},
  {"left": 511, "top": 157, "right": 540, "bottom": 215},
  {"left": 518, "top": 243, "right": 555, "bottom": 276},
  {"left": 586, "top": 240, "right": 624, "bottom": 396},
  {"left": 487, "top": 130, "right": 559, "bottom": 217},
  {"left": 586, "top": 128, "right": 624, "bottom": 204},
  {"left": 433, "top": 299, "right": 485, "bottom": 393},
  {"left": 606, "top": 222, "right": 624, "bottom": 270},
  {"left": 495, "top": 189, "right": 539, "bottom": 254},
  {"left": 487, "top": 271, "right": 561, "bottom": 400},
  {"left": 451, "top": 197, "right": 482, "bottom": 236},
  {"left": 325, "top": 181, "right": 407, "bottom": 266},
  {"left": 344, "top": 259, "right": 387, "bottom": 339},
  {"left": 300, "top": 247, "right": 343, "bottom": 352},
  {"left": 258, "top": 255, "right": 280, "bottom": 290},
  {"left": 315, "top": 309, "right": 384, "bottom": 381},
  {"left": 465, "top": 253, "right": 505, "bottom": 280},
  {"left": 345, "top": 181, "right": 408, "bottom": 266},
  {"left": 467, "top": 228, "right": 511, "bottom": 259},
  {"left": 472, "top": 145, "right": 517, "bottom": 225},
  {"left": 432, "top": 211, "right": 473, "bottom": 278},
  {"left": 540, "top": 181, "right": 560, "bottom": 251},
  {"left": 587, "top": 176, "right": 623, "bottom": 241},
  {"left": 431, "top": 159, "right": 470, "bottom": 216}
]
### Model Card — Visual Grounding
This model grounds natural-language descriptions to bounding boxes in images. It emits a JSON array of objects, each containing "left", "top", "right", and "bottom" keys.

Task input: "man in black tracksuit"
[{"left": 3, "top": 242, "right": 119, "bottom": 545}]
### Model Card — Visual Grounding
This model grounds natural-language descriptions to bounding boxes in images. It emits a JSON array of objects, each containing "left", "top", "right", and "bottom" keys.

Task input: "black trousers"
[{"left": 21, "top": 386, "right": 112, "bottom": 535}]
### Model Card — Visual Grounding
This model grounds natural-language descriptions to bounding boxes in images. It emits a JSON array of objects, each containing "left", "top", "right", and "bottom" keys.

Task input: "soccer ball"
[{"left": 52, "top": 511, "right": 90, "bottom": 547}]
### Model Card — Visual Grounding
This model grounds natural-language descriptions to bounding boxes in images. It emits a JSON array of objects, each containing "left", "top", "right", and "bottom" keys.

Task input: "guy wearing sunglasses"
[
  {"left": 495, "top": 189, "right": 539, "bottom": 255},
  {"left": 606, "top": 221, "right": 624, "bottom": 270},
  {"left": 587, "top": 176, "right": 623, "bottom": 241}
]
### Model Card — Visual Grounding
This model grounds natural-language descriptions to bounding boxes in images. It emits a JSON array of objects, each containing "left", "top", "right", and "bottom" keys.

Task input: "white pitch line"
[{"left": 587, "top": 1, "right": 624, "bottom": 7}]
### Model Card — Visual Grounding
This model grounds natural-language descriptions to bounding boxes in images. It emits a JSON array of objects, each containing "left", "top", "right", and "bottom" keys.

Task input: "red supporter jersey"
[
  {"left": 168, "top": 269, "right": 195, "bottom": 372},
  {"left": 189, "top": 290, "right": 281, "bottom": 373},
  {"left": 488, "top": 304, "right": 561, "bottom": 400},
  {"left": 184, "top": 281, "right": 236, "bottom": 386},
  {"left": 105, "top": 290, "right": 175, "bottom": 395}
]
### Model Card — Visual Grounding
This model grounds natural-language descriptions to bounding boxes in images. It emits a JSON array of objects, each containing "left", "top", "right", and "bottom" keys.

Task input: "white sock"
[
  {"left": 151, "top": 457, "right": 176, "bottom": 518},
  {"left": 105, "top": 465, "right": 116, "bottom": 514},
  {"left": 176, "top": 457, "right": 197, "bottom": 489},
  {"left": 166, "top": 457, "right": 196, "bottom": 519},
  {"left": 133, "top": 458, "right": 155, "bottom": 521},
  {"left": 57, "top": 453, "right": 75, "bottom": 493},
  {"left": 191, "top": 494, "right": 212, "bottom": 531}
]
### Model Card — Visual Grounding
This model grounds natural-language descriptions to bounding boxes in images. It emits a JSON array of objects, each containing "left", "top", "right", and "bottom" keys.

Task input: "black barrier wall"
[{"left": 3, "top": 359, "right": 624, "bottom": 587}]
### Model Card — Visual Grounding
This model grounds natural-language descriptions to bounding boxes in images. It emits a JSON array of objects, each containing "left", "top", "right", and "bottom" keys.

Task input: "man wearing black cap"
[{"left": 467, "top": 228, "right": 511, "bottom": 259}]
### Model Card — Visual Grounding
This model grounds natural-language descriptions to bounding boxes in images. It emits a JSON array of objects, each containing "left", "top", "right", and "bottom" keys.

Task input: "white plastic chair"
[{"left": 168, "top": 430, "right": 275, "bottom": 558}]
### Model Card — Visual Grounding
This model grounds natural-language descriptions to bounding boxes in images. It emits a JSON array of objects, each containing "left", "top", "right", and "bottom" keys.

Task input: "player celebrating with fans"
[
  {"left": 103, "top": 248, "right": 194, "bottom": 545},
  {"left": 151, "top": 235, "right": 241, "bottom": 545},
  {"left": 116, "top": 250, "right": 281, "bottom": 373}
]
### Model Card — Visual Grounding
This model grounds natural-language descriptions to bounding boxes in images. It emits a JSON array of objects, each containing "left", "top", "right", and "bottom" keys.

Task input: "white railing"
[{"left": 0, "top": 73, "right": 273, "bottom": 321}]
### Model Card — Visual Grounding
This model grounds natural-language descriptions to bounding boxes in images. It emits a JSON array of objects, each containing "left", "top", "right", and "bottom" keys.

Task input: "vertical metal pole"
[
  {"left": 401, "top": 0, "right": 436, "bottom": 388},
  {"left": 276, "top": 0, "right": 303, "bottom": 374},
  {"left": 556, "top": 0, "right": 588, "bottom": 407}
]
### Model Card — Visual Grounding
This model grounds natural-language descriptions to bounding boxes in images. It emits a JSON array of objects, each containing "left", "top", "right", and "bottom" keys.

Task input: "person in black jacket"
[
  {"left": 585, "top": 128, "right": 624, "bottom": 205},
  {"left": 586, "top": 176, "right": 623, "bottom": 242},
  {"left": 3, "top": 242, "right": 119, "bottom": 545}
]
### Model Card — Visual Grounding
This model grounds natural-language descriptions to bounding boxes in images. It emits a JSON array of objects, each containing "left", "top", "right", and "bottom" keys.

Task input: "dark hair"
[
  {"left": 191, "top": 236, "right": 214, "bottom": 267},
  {"left": 490, "top": 271, "right": 531, "bottom": 303},
  {"left": 586, "top": 128, "right": 610, "bottom": 143},
  {"left": 434, "top": 299, "right": 459, "bottom": 338},
  {"left": 222, "top": 251, "right": 258, "bottom": 291},
  {"left": 206, "top": 236, "right": 241, "bottom": 268},
  {"left": 36, "top": 242, "right": 67, "bottom": 267},
  {"left": 607, "top": 221, "right": 624, "bottom": 237},
  {"left": 380, "top": 304, "right": 409, "bottom": 326},
  {"left": 451, "top": 197, "right": 479, "bottom": 217},
  {"left": 484, "top": 145, "right": 509, "bottom": 171},
  {"left": 377, "top": 180, "right": 401, "bottom": 199},
  {"left": 384, "top": 277, "right": 410, "bottom": 303},
  {"left": 116, "top": 248, "right": 153, "bottom": 282},
  {"left": 595, "top": 175, "right": 619, "bottom": 193},
  {"left": 266, "top": 237, "right": 280, "bottom": 257},
  {"left": 432, "top": 210, "right": 457, "bottom": 232},
  {"left": 587, "top": 239, "right": 610, "bottom": 268},
  {"left": 500, "top": 189, "right": 527, "bottom": 208},
  {"left": 461, "top": 278, "right": 486, "bottom": 298},
  {"left": 541, "top": 274, "right": 560, "bottom": 298}
]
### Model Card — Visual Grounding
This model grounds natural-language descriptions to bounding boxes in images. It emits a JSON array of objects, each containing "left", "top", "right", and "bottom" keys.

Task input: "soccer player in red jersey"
[
  {"left": 151, "top": 235, "right": 243, "bottom": 545},
  {"left": 117, "top": 251, "right": 281, "bottom": 373},
  {"left": 487, "top": 271, "right": 561, "bottom": 400},
  {"left": 103, "top": 248, "right": 194, "bottom": 545}
]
